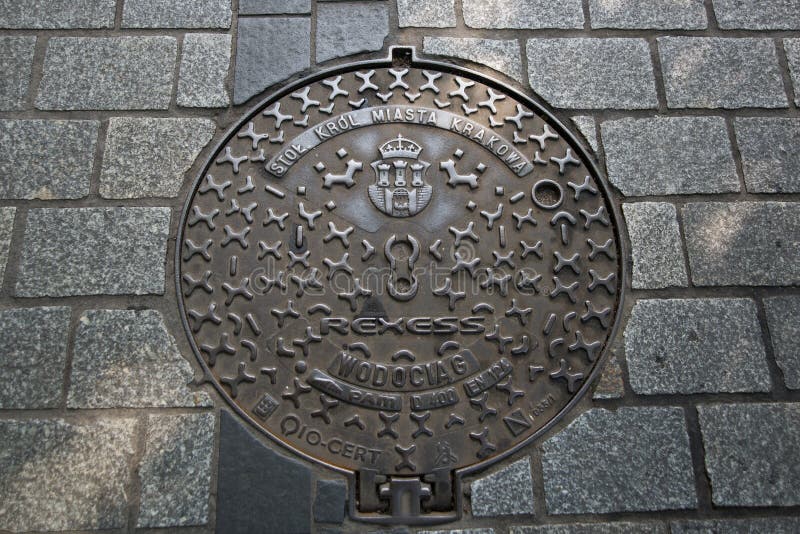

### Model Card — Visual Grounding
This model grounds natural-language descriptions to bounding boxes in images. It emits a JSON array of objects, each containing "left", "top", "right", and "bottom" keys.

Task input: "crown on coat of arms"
[{"left": 378, "top": 134, "right": 422, "bottom": 160}]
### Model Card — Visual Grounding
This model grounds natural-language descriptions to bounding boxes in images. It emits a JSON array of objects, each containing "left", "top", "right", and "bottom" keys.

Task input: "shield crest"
[{"left": 368, "top": 134, "right": 433, "bottom": 218}]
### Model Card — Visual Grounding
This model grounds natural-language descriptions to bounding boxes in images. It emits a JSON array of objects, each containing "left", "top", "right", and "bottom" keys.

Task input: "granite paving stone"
[
  {"left": 11, "top": 2, "right": 800, "bottom": 530},
  {"left": 462, "top": 0, "right": 583, "bottom": 29},
  {"left": 526, "top": 39, "right": 657, "bottom": 109},
  {"left": 122, "top": 0, "right": 231, "bottom": 28},
  {"left": 68, "top": 309, "right": 211, "bottom": 408},
  {"left": 625, "top": 299, "right": 770, "bottom": 394},
  {"left": 0, "top": 37, "right": 36, "bottom": 110},
  {"left": 0, "top": 0, "right": 115, "bottom": 28},
  {"left": 593, "top": 350, "right": 625, "bottom": 400},
  {"left": 216, "top": 410, "right": 312, "bottom": 533},
  {"left": 764, "top": 296, "right": 800, "bottom": 390},
  {"left": 712, "top": 0, "right": 800, "bottom": 29},
  {"left": 683, "top": 202, "right": 800, "bottom": 286},
  {"left": 511, "top": 523, "right": 667, "bottom": 534},
  {"left": 240, "top": 0, "right": 310, "bottom": 14},
  {"left": 0, "top": 207, "right": 15, "bottom": 283},
  {"left": 137, "top": 413, "right": 215, "bottom": 527},
  {"left": 542, "top": 407, "right": 696, "bottom": 513},
  {"left": 100, "top": 118, "right": 216, "bottom": 198},
  {"left": 786, "top": 40, "right": 800, "bottom": 107},
  {"left": 234, "top": 17, "right": 310, "bottom": 104},
  {"left": 37, "top": 36, "right": 176, "bottom": 111},
  {"left": 589, "top": 0, "right": 706, "bottom": 29},
  {"left": 570, "top": 116, "right": 597, "bottom": 152},
  {"left": 0, "top": 120, "right": 98, "bottom": 199},
  {"left": 317, "top": 2, "right": 389, "bottom": 63},
  {"left": 735, "top": 118, "right": 800, "bottom": 193},
  {"left": 699, "top": 403, "right": 800, "bottom": 506},
  {"left": 622, "top": 203, "right": 688, "bottom": 289},
  {"left": 16, "top": 207, "right": 171, "bottom": 297},
  {"left": 0, "top": 418, "right": 135, "bottom": 532},
  {"left": 397, "top": 0, "right": 456, "bottom": 28},
  {"left": 423, "top": 37, "right": 522, "bottom": 84},
  {"left": 178, "top": 34, "right": 232, "bottom": 108},
  {"left": 658, "top": 37, "right": 787, "bottom": 109},
  {"left": 471, "top": 457, "right": 534, "bottom": 517},
  {"left": 671, "top": 517, "right": 800, "bottom": 533},
  {"left": 602, "top": 116, "right": 738, "bottom": 196},
  {"left": 314, "top": 479, "right": 347, "bottom": 523},
  {"left": 0, "top": 307, "right": 70, "bottom": 409}
]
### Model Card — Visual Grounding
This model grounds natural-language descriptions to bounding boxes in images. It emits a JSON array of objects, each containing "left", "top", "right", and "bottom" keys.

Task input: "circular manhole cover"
[{"left": 177, "top": 48, "right": 625, "bottom": 523}]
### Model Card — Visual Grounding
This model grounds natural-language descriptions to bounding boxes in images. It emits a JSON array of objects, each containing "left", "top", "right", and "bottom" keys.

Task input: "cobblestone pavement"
[{"left": 0, "top": 0, "right": 799, "bottom": 533}]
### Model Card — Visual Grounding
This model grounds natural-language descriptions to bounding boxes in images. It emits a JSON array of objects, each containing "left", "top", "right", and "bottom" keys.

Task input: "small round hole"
[{"left": 532, "top": 179, "right": 564, "bottom": 210}]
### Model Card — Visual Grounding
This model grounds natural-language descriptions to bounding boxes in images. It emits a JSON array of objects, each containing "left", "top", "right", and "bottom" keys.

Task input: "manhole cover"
[{"left": 177, "top": 47, "right": 625, "bottom": 524}]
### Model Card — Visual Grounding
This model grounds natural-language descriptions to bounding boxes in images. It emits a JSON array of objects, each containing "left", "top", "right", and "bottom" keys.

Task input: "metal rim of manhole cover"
[{"left": 176, "top": 47, "right": 627, "bottom": 525}]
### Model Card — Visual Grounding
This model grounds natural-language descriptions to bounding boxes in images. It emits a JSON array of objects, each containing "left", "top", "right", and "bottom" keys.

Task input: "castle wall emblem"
[{"left": 368, "top": 134, "right": 433, "bottom": 217}]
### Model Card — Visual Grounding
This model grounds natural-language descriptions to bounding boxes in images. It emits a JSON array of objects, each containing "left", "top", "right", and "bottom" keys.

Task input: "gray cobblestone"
[
  {"left": 671, "top": 517, "right": 800, "bottom": 534},
  {"left": 217, "top": 410, "right": 312, "bottom": 532},
  {"left": 623, "top": 203, "right": 688, "bottom": 288},
  {"left": 0, "top": 418, "right": 135, "bottom": 532},
  {"left": 137, "top": 413, "right": 215, "bottom": 527},
  {"left": 37, "top": 37, "right": 176, "bottom": 110},
  {"left": 570, "top": 116, "right": 597, "bottom": 152},
  {"left": 787, "top": 40, "right": 800, "bottom": 107},
  {"left": 0, "top": 307, "right": 70, "bottom": 409},
  {"left": 0, "top": 207, "right": 14, "bottom": 283},
  {"left": 422, "top": 530, "right": 494, "bottom": 534},
  {"left": 683, "top": 202, "right": 800, "bottom": 286},
  {"left": 397, "top": 0, "right": 455, "bottom": 28},
  {"left": 463, "top": 0, "right": 583, "bottom": 29},
  {"left": 625, "top": 299, "right": 770, "bottom": 394},
  {"left": 699, "top": 403, "right": 800, "bottom": 507},
  {"left": 68, "top": 309, "right": 211, "bottom": 408},
  {"left": 0, "top": 120, "right": 98, "bottom": 199},
  {"left": 589, "top": 0, "right": 706, "bottom": 29},
  {"left": 8, "top": 1, "right": 800, "bottom": 529},
  {"left": 178, "top": 33, "right": 231, "bottom": 108},
  {"left": 16, "top": 207, "right": 171, "bottom": 297},
  {"left": 542, "top": 407, "right": 696, "bottom": 513},
  {"left": 234, "top": 17, "right": 310, "bottom": 104},
  {"left": 658, "top": 37, "right": 787, "bottom": 109},
  {"left": 314, "top": 479, "right": 346, "bottom": 524},
  {"left": 602, "top": 116, "right": 738, "bottom": 196},
  {"left": 735, "top": 118, "right": 800, "bottom": 193},
  {"left": 765, "top": 296, "right": 800, "bottom": 390},
  {"left": 471, "top": 457, "right": 534, "bottom": 517},
  {"left": 526, "top": 39, "right": 657, "bottom": 109},
  {"left": 123, "top": 0, "right": 231, "bottom": 28},
  {"left": 0, "top": 36, "right": 36, "bottom": 110},
  {"left": 594, "top": 353, "right": 624, "bottom": 400},
  {"left": 317, "top": 2, "right": 388, "bottom": 63},
  {"left": 423, "top": 37, "right": 522, "bottom": 83},
  {"left": 240, "top": 0, "right": 310, "bottom": 14},
  {"left": 712, "top": 0, "right": 800, "bottom": 29},
  {"left": 100, "top": 118, "right": 215, "bottom": 198},
  {"left": 511, "top": 523, "right": 667, "bottom": 534},
  {"left": 0, "top": 0, "right": 115, "bottom": 28}
]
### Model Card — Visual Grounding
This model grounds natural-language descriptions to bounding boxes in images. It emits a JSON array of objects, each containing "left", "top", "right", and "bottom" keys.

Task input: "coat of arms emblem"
[{"left": 368, "top": 134, "right": 433, "bottom": 217}]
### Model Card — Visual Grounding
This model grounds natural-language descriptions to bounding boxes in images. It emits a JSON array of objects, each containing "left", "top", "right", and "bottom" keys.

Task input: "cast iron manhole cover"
[{"left": 177, "top": 47, "right": 625, "bottom": 524}]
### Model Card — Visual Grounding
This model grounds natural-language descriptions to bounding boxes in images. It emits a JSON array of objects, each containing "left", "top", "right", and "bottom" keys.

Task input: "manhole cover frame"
[{"left": 175, "top": 46, "right": 628, "bottom": 524}]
